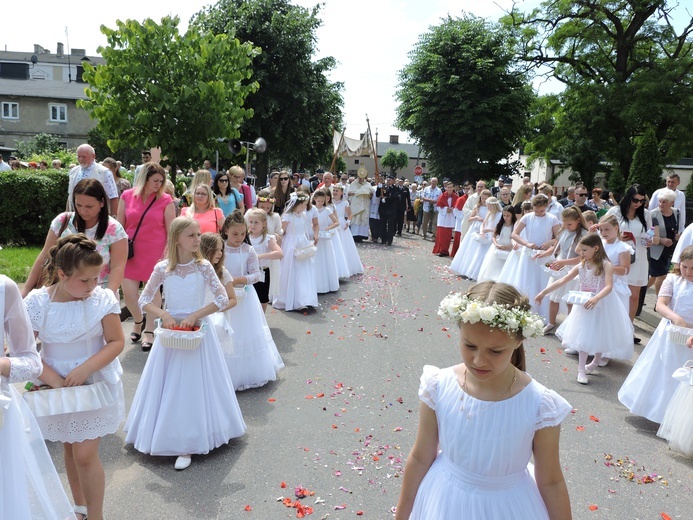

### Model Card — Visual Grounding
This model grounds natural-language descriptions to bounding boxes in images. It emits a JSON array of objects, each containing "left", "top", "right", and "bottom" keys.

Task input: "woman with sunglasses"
[
  {"left": 213, "top": 171, "right": 243, "bottom": 217},
  {"left": 606, "top": 184, "right": 653, "bottom": 340},
  {"left": 273, "top": 170, "right": 295, "bottom": 215}
]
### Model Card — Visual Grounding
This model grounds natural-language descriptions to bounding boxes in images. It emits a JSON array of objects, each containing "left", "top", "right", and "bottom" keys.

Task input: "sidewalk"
[{"left": 634, "top": 285, "right": 658, "bottom": 337}]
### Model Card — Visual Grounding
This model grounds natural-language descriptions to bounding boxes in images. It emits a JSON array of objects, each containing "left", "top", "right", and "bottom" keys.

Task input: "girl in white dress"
[
  {"left": 395, "top": 282, "right": 571, "bottom": 520},
  {"left": 1, "top": 275, "right": 76, "bottom": 520},
  {"left": 331, "top": 184, "right": 363, "bottom": 276},
  {"left": 245, "top": 208, "right": 284, "bottom": 311},
  {"left": 536, "top": 232, "right": 634, "bottom": 384},
  {"left": 477, "top": 206, "right": 517, "bottom": 282},
  {"left": 199, "top": 232, "right": 238, "bottom": 381},
  {"left": 321, "top": 185, "right": 353, "bottom": 280},
  {"left": 312, "top": 188, "right": 341, "bottom": 293},
  {"left": 24, "top": 235, "right": 125, "bottom": 520},
  {"left": 451, "top": 196, "right": 501, "bottom": 280},
  {"left": 273, "top": 192, "right": 319, "bottom": 311},
  {"left": 534, "top": 206, "right": 588, "bottom": 334},
  {"left": 618, "top": 246, "right": 693, "bottom": 423},
  {"left": 449, "top": 189, "right": 490, "bottom": 277},
  {"left": 498, "top": 194, "right": 561, "bottom": 320},
  {"left": 255, "top": 189, "right": 283, "bottom": 300},
  {"left": 223, "top": 211, "right": 284, "bottom": 390},
  {"left": 124, "top": 217, "right": 246, "bottom": 470},
  {"left": 657, "top": 357, "right": 693, "bottom": 458}
]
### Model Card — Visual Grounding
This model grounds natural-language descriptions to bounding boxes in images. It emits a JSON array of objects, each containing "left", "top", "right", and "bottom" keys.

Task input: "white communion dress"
[
  {"left": 449, "top": 206, "right": 488, "bottom": 276},
  {"left": 124, "top": 259, "right": 246, "bottom": 456},
  {"left": 546, "top": 230, "right": 579, "bottom": 309},
  {"left": 410, "top": 366, "right": 571, "bottom": 519},
  {"left": 618, "top": 274, "right": 693, "bottom": 423},
  {"left": 0, "top": 276, "right": 76, "bottom": 520},
  {"left": 477, "top": 224, "right": 513, "bottom": 283},
  {"left": 450, "top": 209, "right": 500, "bottom": 280},
  {"left": 657, "top": 360, "right": 693, "bottom": 458},
  {"left": 224, "top": 243, "right": 284, "bottom": 391},
  {"left": 266, "top": 212, "right": 283, "bottom": 300},
  {"left": 333, "top": 199, "right": 364, "bottom": 276},
  {"left": 314, "top": 207, "right": 341, "bottom": 293}
]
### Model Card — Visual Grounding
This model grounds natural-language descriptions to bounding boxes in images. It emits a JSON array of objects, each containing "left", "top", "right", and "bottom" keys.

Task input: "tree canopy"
[
  {"left": 79, "top": 16, "right": 259, "bottom": 182},
  {"left": 380, "top": 149, "right": 410, "bottom": 176},
  {"left": 506, "top": 0, "right": 693, "bottom": 183},
  {"left": 396, "top": 15, "right": 533, "bottom": 182},
  {"left": 191, "top": 0, "right": 344, "bottom": 180}
]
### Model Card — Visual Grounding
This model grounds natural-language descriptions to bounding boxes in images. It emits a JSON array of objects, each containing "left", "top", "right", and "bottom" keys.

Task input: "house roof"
[
  {"left": 0, "top": 50, "right": 104, "bottom": 66},
  {"left": 0, "top": 78, "right": 91, "bottom": 100},
  {"left": 376, "top": 141, "right": 423, "bottom": 159}
]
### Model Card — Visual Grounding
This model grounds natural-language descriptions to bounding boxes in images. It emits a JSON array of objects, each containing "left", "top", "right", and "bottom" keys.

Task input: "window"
[
  {"left": 354, "top": 159, "right": 359, "bottom": 164},
  {"left": 49, "top": 104, "right": 67, "bottom": 123},
  {"left": 76, "top": 66, "right": 86, "bottom": 83},
  {"left": 421, "top": 163, "right": 426, "bottom": 168},
  {"left": 1, "top": 102, "right": 19, "bottom": 120},
  {"left": 0, "top": 62, "right": 29, "bottom": 79}
]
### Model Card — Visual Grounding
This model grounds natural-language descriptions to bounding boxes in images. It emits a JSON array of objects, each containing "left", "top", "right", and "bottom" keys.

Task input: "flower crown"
[
  {"left": 257, "top": 196, "right": 275, "bottom": 204},
  {"left": 438, "top": 293, "right": 544, "bottom": 338}
]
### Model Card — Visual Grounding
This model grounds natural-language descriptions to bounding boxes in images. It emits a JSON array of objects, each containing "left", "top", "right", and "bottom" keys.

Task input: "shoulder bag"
[{"left": 128, "top": 195, "right": 157, "bottom": 259}]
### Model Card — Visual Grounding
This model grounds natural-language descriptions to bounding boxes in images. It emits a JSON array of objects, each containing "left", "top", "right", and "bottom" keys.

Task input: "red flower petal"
[
  {"left": 576, "top": 426, "right": 585, "bottom": 431},
  {"left": 268, "top": 398, "right": 276, "bottom": 402},
  {"left": 281, "top": 481, "right": 287, "bottom": 488},
  {"left": 588, "top": 505, "right": 598, "bottom": 511},
  {"left": 589, "top": 415, "right": 600, "bottom": 422},
  {"left": 661, "top": 514, "right": 672, "bottom": 520},
  {"left": 244, "top": 505, "right": 252, "bottom": 511}
]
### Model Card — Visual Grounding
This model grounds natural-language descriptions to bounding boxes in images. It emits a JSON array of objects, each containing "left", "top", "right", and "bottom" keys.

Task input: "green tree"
[
  {"left": 79, "top": 16, "right": 258, "bottom": 183},
  {"left": 15, "top": 133, "right": 63, "bottom": 159},
  {"left": 505, "top": 1, "right": 693, "bottom": 184},
  {"left": 396, "top": 15, "right": 533, "bottom": 182},
  {"left": 380, "top": 149, "right": 409, "bottom": 176},
  {"left": 191, "top": 0, "right": 344, "bottom": 182},
  {"left": 627, "top": 127, "right": 664, "bottom": 196},
  {"left": 87, "top": 127, "right": 140, "bottom": 167}
]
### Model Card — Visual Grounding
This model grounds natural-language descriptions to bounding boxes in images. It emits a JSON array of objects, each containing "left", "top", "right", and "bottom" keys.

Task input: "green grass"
[{"left": 0, "top": 246, "right": 41, "bottom": 283}]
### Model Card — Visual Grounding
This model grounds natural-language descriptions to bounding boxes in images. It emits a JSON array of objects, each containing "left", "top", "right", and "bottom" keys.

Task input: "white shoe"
[
  {"left": 175, "top": 455, "right": 192, "bottom": 470},
  {"left": 584, "top": 362, "right": 598, "bottom": 375},
  {"left": 577, "top": 371, "right": 588, "bottom": 385},
  {"left": 543, "top": 323, "right": 555, "bottom": 335},
  {"left": 563, "top": 348, "right": 578, "bottom": 355},
  {"left": 598, "top": 357, "right": 610, "bottom": 367}
]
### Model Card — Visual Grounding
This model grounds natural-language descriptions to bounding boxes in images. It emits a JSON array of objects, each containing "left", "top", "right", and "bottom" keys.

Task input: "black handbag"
[{"left": 128, "top": 195, "right": 157, "bottom": 259}]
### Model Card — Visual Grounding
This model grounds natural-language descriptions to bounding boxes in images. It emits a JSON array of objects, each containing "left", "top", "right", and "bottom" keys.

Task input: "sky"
[{"left": 4, "top": 1, "right": 688, "bottom": 145}]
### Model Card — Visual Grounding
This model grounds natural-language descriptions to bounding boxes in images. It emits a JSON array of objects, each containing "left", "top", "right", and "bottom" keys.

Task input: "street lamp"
[{"left": 228, "top": 137, "right": 267, "bottom": 179}]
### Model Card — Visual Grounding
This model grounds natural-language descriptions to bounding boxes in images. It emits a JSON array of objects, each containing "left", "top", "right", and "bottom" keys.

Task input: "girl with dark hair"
[
  {"left": 213, "top": 170, "right": 243, "bottom": 217},
  {"left": 23, "top": 179, "right": 128, "bottom": 297},
  {"left": 273, "top": 170, "right": 294, "bottom": 215},
  {"left": 606, "top": 184, "right": 653, "bottom": 333}
]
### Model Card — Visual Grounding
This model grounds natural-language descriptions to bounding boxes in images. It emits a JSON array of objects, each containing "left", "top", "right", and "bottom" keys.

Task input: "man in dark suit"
[
  {"left": 377, "top": 175, "right": 399, "bottom": 245},
  {"left": 394, "top": 177, "right": 410, "bottom": 236}
]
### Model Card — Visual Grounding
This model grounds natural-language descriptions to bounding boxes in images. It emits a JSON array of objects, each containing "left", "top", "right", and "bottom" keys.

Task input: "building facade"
[
  {"left": 341, "top": 134, "right": 428, "bottom": 181},
  {"left": 0, "top": 43, "right": 103, "bottom": 151}
]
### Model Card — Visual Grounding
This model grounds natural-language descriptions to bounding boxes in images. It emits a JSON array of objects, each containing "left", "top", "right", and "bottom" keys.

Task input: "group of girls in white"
[{"left": 447, "top": 189, "right": 692, "bottom": 459}]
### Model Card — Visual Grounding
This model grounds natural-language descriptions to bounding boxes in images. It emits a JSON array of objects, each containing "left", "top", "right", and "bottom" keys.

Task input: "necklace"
[{"left": 460, "top": 367, "right": 517, "bottom": 420}]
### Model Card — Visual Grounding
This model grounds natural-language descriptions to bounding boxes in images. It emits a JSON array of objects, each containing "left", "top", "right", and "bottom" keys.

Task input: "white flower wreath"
[{"left": 438, "top": 292, "right": 544, "bottom": 338}]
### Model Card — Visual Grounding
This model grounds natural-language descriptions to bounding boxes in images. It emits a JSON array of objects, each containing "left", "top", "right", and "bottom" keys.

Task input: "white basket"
[
  {"left": 665, "top": 322, "right": 693, "bottom": 345},
  {"left": 23, "top": 380, "right": 116, "bottom": 417},
  {"left": 562, "top": 291, "right": 595, "bottom": 306},
  {"left": 318, "top": 229, "right": 335, "bottom": 240},
  {"left": 155, "top": 319, "right": 205, "bottom": 350},
  {"left": 294, "top": 245, "right": 317, "bottom": 260},
  {"left": 471, "top": 233, "right": 491, "bottom": 244},
  {"left": 542, "top": 263, "right": 567, "bottom": 279},
  {"left": 494, "top": 248, "right": 510, "bottom": 260}
]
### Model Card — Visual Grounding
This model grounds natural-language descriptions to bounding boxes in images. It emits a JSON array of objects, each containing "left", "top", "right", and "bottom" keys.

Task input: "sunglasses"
[
  {"left": 575, "top": 193, "right": 588, "bottom": 197},
  {"left": 217, "top": 178, "right": 229, "bottom": 183},
  {"left": 280, "top": 177, "right": 290, "bottom": 181},
  {"left": 632, "top": 197, "right": 645, "bottom": 204}
]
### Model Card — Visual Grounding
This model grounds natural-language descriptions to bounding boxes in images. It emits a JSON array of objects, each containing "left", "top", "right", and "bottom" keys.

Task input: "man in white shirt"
[
  {"left": 649, "top": 173, "right": 686, "bottom": 234},
  {"left": 0, "top": 154, "right": 10, "bottom": 171},
  {"left": 67, "top": 144, "right": 119, "bottom": 215},
  {"left": 421, "top": 177, "right": 442, "bottom": 240}
]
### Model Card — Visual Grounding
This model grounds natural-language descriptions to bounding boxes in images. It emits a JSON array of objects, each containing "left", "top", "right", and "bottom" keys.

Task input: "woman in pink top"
[
  {"left": 182, "top": 184, "right": 224, "bottom": 233},
  {"left": 118, "top": 163, "right": 175, "bottom": 351}
]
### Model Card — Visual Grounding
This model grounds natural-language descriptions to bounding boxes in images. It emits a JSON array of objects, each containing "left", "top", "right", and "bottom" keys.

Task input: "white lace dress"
[
  {"left": 328, "top": 202, "right": 352, "bottom": 279},
  {"left": 618, "top": 274, "right": 693, "bottom": 423},
  {"left": 410, "top": 366, "right": 571, "bottom": 519},
  {"left": 24, "top": 286, "right": 125, "bottom": 443},
  {"left": 224, "top": 243, "right": 284, "bottom": 391},
  {"left": 124, "top": 260, "right": 246, "bottom": 455},
  {"left": 333, "top": 199, "right": 363, "bottom": 276},
  {"left": 555, "top": 264, "right": 634, "bottom": 358},
  {"left": 315, "top": 207, "right": 340, "bottom": 293},
  {"left": 1, "top": 276, "right": 76, "bottom": 520},
  {"left": 273, "top": 211, "right": 319, "bottom": 311}
]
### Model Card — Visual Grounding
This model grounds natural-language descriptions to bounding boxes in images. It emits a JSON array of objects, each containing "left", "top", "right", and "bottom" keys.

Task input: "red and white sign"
[{"left": 414, "top": 165, "right": 423, "bottom": 176}]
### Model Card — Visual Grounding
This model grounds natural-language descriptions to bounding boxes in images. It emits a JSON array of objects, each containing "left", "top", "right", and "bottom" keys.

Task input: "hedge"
[{"left": 0, "top": 170, "right": 70, "bottom": 246}]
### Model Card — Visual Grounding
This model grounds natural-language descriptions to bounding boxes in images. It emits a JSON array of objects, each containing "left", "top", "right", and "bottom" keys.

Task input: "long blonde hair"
[
  {"left": 165, "top": 217, "right": 203, "bottom": 271},
  {"left": 133, "top": 163, "right": 167, "bottom": 200},
  {"left": 485, "top": 197, "right": 501, "bottom": 217},
  {"left": 190, "top": 169, "right": 212, "bottom": 193},
  {"left": 245, "top": 208, "right": 268, "bottom": 240},
  {"left": 476, "top": 189, "right": 492, "bottom": 208}
]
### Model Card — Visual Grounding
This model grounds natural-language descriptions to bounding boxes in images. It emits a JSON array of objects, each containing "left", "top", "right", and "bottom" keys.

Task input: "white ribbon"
[{"left": 671, "top": 360, "right": 693, "bottom": 386}]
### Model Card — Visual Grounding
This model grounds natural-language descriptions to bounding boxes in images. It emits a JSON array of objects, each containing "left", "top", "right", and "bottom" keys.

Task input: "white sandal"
[{"left": 74, "top": 505, "right": 88, "bottom": 520}]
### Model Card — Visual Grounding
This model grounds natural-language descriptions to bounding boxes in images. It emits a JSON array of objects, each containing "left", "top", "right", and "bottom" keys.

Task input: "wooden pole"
[
  {"left": 330, "top": 126, "right": 346, "bottom": 173},
  {"left": 366, "top": 115, "right": 380, "bottom": 183}
]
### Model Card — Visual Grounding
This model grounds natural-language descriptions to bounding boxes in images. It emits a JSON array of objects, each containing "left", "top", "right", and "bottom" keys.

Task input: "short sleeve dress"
[
  {"left": 606, "top": 206, "right": 652, "bottom": 286},
  {"left": 410, "top": 366, "right": 571, "bottom": 519},
  {"left": 121, "top": 189, "right": 173, "bottom": 282}
]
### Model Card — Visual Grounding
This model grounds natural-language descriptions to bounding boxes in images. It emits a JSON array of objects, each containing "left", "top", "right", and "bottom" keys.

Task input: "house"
[
  {"left": 0, "top": 43, "right": 104, "bottom": 150},
  {"left": 340, "top": 134, "right": 428, "bottom": 180}
]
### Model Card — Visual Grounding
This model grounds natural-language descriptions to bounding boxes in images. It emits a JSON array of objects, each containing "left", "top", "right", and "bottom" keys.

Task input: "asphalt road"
[{"left": 43, "top": 232, "right": 692, "bottom": 519}]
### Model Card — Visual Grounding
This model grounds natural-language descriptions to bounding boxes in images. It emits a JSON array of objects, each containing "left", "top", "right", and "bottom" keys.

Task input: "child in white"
[
  {"left": 246, "top": 208, "right": 284, "bottom": 311},
  {"left": 273, "top": 192, "right": 319, "bottom": 311},
  {"left": 449, "top": 189, "right": 490, "bottom": 275},
  {"left": 223, "top": 211, "right": 284, "bottom": 390},
  {"left": 536, "top": 232, "right": 633, "bottom": 384},
  {"left": 331, "top": 184, "right": 364, "bottom": 276},
  {"left": 618, "top": 246, "right": 693, "bottom": 423},
  {"left": 255, "top": 189, "right": 283, "bottom": 300},
  {"left": 477, "top": 206, "right": 517, "bottom": 282},
  {"left": 324, "top": 187, "right": 351, "bottom": 279},
  {"left": 498, "top": 194, "right": 561, "bottom": 320},
  {"left": 124, "top": 217, "right": 246, "bottom": 470},
  {"left": 450, "top": 195, "right": 501, "bottom": 280},
  {"left": 312, "top": 188, "right": 341, "bottom": 293},
  {"left": 534, "top": 206, "right": 587, "bottom": 334},
  {"left": 1, "top": 275, "right": 76, "bottom": 520},
  {"left": 395, "top": 282, "right": 572, "bottom": 520},
  {"left": 24, "top": 235, "right": 125, "bottom": 520},
  {"left": 657, "top": 357, "right": 693, "bottom": 458},
  {"left": 199, "top": 232, "right": 238, "bottom": 380}
]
